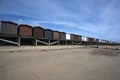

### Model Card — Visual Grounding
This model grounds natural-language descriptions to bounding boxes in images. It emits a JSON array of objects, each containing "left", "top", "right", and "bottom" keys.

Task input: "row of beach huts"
[{"left": 0, "top": 21, "right": 119, "bottom": 46}]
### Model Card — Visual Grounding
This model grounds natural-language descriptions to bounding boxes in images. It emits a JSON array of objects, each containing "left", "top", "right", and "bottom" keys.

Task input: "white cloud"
[
  {"left": 65, "top": 23, "right": 77, "bottom": 28},
  {"left": 18, "top": 19, "right": 24, "bottom": 24},
  {"left": 30, "top": 22, "right": 40, "bottom": 26}
]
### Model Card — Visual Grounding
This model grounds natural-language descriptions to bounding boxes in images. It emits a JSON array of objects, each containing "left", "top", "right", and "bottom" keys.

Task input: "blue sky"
[{"left": 0, "top": 0, "right": 120, "bottom": 42}]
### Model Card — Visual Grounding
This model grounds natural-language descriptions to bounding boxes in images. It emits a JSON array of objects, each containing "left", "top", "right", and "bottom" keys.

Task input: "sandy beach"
[{"left": 0, "top": 46, "right": 120, "bottom": 80}]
